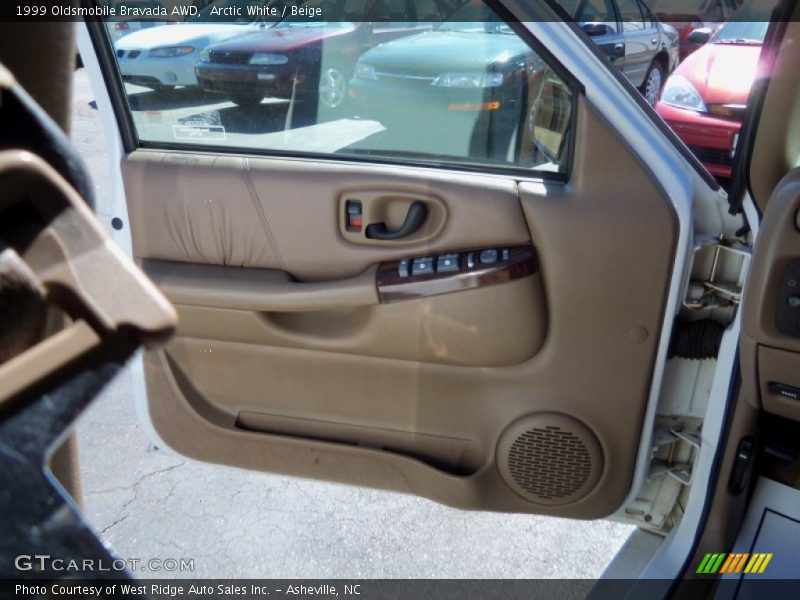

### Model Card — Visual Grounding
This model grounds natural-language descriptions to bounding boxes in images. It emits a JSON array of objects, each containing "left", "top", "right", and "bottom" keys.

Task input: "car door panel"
[
  {"left": 595, "top": 32, "right": 627, "bottom": 69},
  {"left": 742, "top": 168, "right": 800, "bottom": 422},
  {"left": 128, "top": 96, "right": 678, "bottom": 519},
  {"left": 618, "top": 0, "right": 656, "bottom": 86}
]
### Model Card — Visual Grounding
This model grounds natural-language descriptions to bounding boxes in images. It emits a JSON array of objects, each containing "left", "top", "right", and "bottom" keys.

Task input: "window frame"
[{"left": 84, "top": 0, "right": 582, "bottom": 184}]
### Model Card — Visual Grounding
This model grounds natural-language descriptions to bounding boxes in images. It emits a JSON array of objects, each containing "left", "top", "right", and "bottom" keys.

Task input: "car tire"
[
  {"left": 641, "top": 60, "right": 665, "bottom": 107},
  {"left": 229, "top": 92, "right": 264, "bottom": 108}
]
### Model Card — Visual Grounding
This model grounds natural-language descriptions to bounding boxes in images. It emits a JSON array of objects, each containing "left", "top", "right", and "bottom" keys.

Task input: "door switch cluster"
[
  {"left": 377, "top": 245, "right": 538, "bottom": 303},
  {"left": 776, "top": 258, "right": 800, "bottom": 337},
  {"left": 398, "top": 248, "right": 511, "bottom": 278}
]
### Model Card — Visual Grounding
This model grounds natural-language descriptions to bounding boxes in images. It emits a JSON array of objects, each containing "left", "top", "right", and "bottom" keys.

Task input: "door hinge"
[
  {"left": 683, "top": 238, "right": 751, "bottom": 312},
  {"left": 648, "top": 423, "right": 702, "bottom": 486},
  {"left": 620, "top": 419, "right": 702, "bottom": 532}
]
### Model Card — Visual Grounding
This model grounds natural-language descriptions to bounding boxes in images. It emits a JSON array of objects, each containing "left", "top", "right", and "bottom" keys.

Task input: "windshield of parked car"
[
  {"left": 437, "top": 2, "right": 514, "bottom": 33},
  {"left": 712, "top": 1, "right": 773, "bottom": 44}
]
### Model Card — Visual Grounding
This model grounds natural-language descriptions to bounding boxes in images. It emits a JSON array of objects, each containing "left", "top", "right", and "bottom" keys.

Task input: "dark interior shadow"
[{"left": 126, "top": 87, "right": 223, "bottom": 111}]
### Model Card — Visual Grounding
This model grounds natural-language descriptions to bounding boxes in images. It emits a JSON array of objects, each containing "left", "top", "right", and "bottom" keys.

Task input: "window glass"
[
  {"left": 617, "top": 0, "right": 645, "bottom": 31},
  {"left": 371, "top": 0, "right": 410, "bottom": 21},
  {"left": 413, "top": 0, "right": 445, "bottom": 20},
  {"left": 575, "top": 0, "right": 615, "bottom": 23},
  {"left": 637, "top": 0, "right": 654, "bottom": 27},
  {"left": 107, "top": 0, "right": 574, "bottom": 175}
]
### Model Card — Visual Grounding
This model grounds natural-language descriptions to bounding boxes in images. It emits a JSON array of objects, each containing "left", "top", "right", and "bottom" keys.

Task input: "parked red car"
[{"left": 655, "top": 3, "right": 770, "bottom": 178}]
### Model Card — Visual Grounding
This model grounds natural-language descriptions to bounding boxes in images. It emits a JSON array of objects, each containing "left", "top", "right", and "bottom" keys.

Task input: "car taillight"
[{"left": 115, "top": 22, "right": 130, "bottom": 31}]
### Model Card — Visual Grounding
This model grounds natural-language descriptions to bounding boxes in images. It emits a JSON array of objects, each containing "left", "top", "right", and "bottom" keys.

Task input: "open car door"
[{"left": 77, "top": 0, "right": 745, "bottom": 537}]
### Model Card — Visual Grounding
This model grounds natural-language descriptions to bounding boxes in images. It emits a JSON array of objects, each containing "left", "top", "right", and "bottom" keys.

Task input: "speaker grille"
[
  {"left": 507, "top": 426, "right": 591, "bottom": 500},
  {"left": 497, "top": 414, "right": 603, "bottom": 505}
]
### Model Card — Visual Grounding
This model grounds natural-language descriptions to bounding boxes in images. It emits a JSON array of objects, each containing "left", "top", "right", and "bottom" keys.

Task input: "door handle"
[
  {"left": 365, "top": 201, "right": 428, "bottom": 240},
  {"left": 651, "top": 38, "right": 658, "bottom": 44},
  {"left": 613, "top": 43, "right": 625, "bottom": 57}
]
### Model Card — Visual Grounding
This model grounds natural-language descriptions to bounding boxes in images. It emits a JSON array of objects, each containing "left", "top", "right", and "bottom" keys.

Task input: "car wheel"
[
  {"left": 318, "top": 64, "right": 350, "bottom": 119},
  {"left": 641, "top": 61, "right": 665, "bottom": 106},
  {"left": 229, "top": 92, "right": 264, "bottom": 108}
]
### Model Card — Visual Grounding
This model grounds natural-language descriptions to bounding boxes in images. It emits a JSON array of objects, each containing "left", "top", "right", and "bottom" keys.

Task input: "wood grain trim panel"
[{"left": 376, "top": 245, "right": 538, "bottom": 303}]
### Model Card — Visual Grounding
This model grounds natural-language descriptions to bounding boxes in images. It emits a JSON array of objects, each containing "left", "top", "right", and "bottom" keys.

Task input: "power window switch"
[
  {"left": 436, "top": 253, "right": 460, "bottom": 273},
  {"left": 398, "top": 259, "right": 410, "bottom": 278},
  {"left": 411, "top": 257, "right": 435, "bottom": 276},
  {"left": 479, "top": 248, "right": 499, "bottom": 265}
]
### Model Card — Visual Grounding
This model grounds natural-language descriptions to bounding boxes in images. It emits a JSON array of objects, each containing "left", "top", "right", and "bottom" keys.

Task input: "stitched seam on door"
[{"left": 242, "top": 157, "right": 285, "bottom": 270}]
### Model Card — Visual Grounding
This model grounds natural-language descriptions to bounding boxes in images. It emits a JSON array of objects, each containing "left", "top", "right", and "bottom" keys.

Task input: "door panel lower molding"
[
  {"left": 236, "top": 411, "right": 481, "bottom": 475},
  {"left": 153, "top": 274, "right": 546, "bottom": 368}
]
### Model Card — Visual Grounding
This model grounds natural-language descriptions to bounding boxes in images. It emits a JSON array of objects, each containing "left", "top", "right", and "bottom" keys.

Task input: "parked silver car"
[{"left": 560, "top": 0, "right": 680, "bottom": 104}]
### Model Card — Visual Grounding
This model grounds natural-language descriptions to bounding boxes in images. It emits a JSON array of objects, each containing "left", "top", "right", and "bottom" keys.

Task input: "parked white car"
[
  {"left": 105, "top": 0, "right": 172, "bottom": 43},
  {"left": 115, "top": 22, "right": 265, "bottom": 90}
]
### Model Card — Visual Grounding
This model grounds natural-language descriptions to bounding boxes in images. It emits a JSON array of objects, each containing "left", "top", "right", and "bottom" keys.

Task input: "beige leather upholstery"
[{"left": 123, "top": 154, "right": 530, "bottom": 280}]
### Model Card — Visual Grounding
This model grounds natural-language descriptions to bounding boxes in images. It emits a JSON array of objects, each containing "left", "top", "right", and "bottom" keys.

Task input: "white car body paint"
[
  {"left": 77, "top": 23, "right": 179, "bottom": 456},
  {"left": 115, "top": 23, "right": 263, "bottom": 87}
]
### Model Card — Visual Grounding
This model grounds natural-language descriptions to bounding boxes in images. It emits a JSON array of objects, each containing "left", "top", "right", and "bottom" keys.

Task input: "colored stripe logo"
[{"left": 696, "top": 552, "right": 773, "bottom": 574}]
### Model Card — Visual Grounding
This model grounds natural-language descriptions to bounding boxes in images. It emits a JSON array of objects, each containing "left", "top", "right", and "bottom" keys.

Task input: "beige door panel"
[
  {"left": 157, "top": 275, "right": 546, "bottom": 368},
  {"left": 742, "top": 167, "right": 800, "bottom": 421},
  {"left": 128, "top": 97, "right": 679, "bottom": 519},
  {"left": 122, "top": 153, "right": 530, "bottom": 280},
  {"left": 143, "top": 259, "right": 381, "bottom": 312}
]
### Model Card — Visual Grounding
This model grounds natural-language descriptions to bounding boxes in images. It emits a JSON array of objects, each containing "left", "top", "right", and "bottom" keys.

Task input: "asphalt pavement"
[{"left": 70, "top": 68, "right": 635, "bottom": 579}]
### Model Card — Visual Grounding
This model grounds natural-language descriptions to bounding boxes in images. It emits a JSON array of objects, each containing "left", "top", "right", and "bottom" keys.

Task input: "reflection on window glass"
[
  {"left": 576, "top": 0, "right": 614, "bottom": 22},
  {"left": 617, "top": 0, "right": 646, "bottom": 31},
  {"left": 107, "top": 0, "right": 574, "bottom": 175}
]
